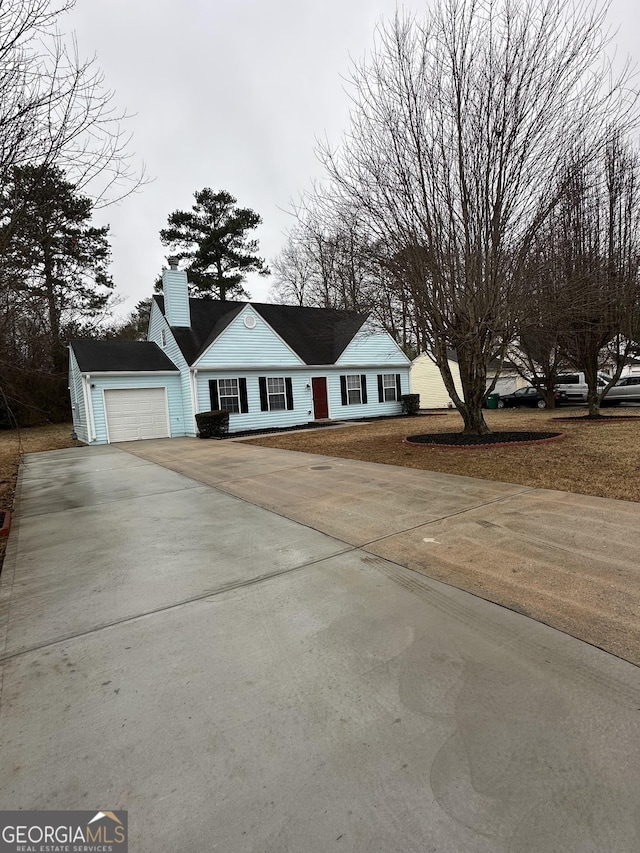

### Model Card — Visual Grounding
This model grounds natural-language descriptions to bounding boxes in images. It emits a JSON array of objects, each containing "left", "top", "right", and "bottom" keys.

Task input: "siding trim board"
[
  {"left": 193, "top": 363, "right": 408, "bottom": 372},
  {"left": 68, "top": 348, "right": 89, "bottom": 443},
  {"left": 83, "top": 375, "right": 96, "bottom": 443},
  {"left": 78, "top": 370, "right": 179, "bottom": 377}
]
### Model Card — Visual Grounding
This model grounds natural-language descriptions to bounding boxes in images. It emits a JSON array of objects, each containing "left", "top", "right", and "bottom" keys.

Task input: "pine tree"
[
  {"left": 160, "top": 188, "right": 269, "bottom": 301},
  {"left": 0, "top": 165, "right": 112, "bottom": 422}
]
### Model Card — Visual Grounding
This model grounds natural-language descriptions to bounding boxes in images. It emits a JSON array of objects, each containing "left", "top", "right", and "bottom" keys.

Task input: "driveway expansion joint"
[
  {"left": 355, "top": 486, "right": 535, "bottom": 548},
  {"left": 0, "top": 547, "right": 356, "bottom": 666}
]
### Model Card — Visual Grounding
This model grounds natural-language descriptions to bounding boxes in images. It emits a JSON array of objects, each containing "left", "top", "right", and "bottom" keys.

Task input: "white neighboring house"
[
  {"left": 411, "top": 351, "right": 530, "bottom": 408},
  {"left": 410, "top": 351, "right": 463, "bottom": 408},
  {"left": 620, "top": 357, "right": 640, "bottom": 377},
  {"left": 485, "top": 358, "right": 528, "bottom": 395}
]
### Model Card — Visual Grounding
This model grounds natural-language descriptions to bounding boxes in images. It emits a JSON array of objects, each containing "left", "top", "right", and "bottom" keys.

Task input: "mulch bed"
[{"left": 405, "top": 431, "right": 565, "bottom": 449}]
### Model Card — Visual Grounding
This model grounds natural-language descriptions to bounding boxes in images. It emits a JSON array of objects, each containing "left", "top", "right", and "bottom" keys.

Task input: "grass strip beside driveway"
[{"left": 245, "top": 408, "right": 640, "bottom": 503}]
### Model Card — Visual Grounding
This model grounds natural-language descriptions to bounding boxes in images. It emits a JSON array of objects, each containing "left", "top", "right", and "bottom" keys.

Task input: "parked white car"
[{"left": 554, "top": 372, "right": 610, "bottom": 403}]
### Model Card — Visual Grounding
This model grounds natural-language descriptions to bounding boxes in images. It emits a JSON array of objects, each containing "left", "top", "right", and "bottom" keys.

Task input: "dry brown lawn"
[{"left": 245, "top": 408, "right": 640, "bottom": 503}]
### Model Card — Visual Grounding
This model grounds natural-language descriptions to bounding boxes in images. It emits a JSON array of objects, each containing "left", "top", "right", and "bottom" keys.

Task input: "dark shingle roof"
[
  {"left": 254, "top": 303, "right": 367, "bottom": 365},
  {"left": 70, "top": 340, "right": 179, "bottom": 372},
  {"left": 153, "top": 296, "right": 368, "bottom": 365}
]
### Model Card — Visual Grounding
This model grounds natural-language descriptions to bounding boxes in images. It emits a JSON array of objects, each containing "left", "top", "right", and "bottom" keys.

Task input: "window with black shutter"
[
  {"left": 342, "top": 374, "right": 365, "bottom": 405},
  {"left": 210, "top": 378, "right": 248, "bottom": 413},
  {"left": 259, "top": 376, "right": 292, "bottom": 411},
  {"left": 379, "top": 373, "right": 398, "bottom": 402}
]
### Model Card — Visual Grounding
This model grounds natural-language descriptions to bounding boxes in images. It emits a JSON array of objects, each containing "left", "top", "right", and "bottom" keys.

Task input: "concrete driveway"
[
  {"left": 1, "top": 441, "right": 639, "bottom": 852},
  {"left": 125, "top": 437, "right": 640, "bottom": 665}
]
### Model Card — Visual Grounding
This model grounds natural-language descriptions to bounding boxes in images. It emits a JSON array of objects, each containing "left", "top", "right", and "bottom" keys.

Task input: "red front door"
[{"left": 312, "top": 377, "right": 329, "bottom": 419}]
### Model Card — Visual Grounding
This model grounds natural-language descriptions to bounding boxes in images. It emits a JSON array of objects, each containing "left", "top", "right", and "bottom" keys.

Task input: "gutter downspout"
[
  {"left": 190, "top": 368, "right": 198, "bottom": 435},
  {"left": 83, "top": 374, "right": 96, "bottom": 443}
]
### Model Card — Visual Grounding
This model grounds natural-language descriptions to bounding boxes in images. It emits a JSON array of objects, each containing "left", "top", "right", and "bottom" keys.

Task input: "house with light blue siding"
[{"left": 68, "top": 262, "right": 411, "bottom": 444}]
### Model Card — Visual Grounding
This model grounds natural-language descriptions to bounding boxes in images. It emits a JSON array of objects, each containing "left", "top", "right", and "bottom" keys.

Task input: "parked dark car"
[{"left": 497, "top": 386, "right": 566, "bottom": 409}]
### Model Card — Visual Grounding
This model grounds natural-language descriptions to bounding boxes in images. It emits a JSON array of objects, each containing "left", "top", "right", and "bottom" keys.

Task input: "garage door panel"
[{"left": 104, "top": 388, "right": 170, "bottom": 442}]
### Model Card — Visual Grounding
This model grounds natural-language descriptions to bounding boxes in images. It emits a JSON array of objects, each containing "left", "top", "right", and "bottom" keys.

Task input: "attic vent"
[{"left": 243, "top": 314, "right": 256, "bottom": 329}]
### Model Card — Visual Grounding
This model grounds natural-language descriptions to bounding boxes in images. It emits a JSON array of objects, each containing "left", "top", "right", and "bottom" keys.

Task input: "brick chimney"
[{"left": 162, "top": 257, "right": 191, "bottom": 327}]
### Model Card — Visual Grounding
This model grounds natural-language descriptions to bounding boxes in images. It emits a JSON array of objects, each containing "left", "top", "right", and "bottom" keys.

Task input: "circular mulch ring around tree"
[
  {"left": 551, "top": 415, "right": 640, "bottom": 423},
  {"left": 404, "top": 431, "right": 565, "bottom": 449}
]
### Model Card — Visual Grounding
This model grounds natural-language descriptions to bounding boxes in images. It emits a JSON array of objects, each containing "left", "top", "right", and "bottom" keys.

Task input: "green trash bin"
[{"left": 486, "top": 392, "right": 501, "bottom": 410}]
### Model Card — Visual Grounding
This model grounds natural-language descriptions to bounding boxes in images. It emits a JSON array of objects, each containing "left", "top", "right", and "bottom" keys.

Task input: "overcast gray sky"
[{"left": 65, "top": 0, "right": 639, "bottom": 319}]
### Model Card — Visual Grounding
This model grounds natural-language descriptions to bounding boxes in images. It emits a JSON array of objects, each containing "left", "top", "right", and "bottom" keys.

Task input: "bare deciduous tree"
[
  {"left": 507, "top": 244, "right": 574, "bottom": 408},
  {"left": 546, "top": 136, "right": 640, "bottom": 416},
  {"left": 316, "top": 0, "right": 637, "bottom": 433},
  {"left": 0, "top": 0, "right": 144, "bottom": 425},
  {"left": 0, "top": 0, "right": 144, "bottom": 251},
  {"left": 272, "top": 201, "right": 419, "bottom": 353}
]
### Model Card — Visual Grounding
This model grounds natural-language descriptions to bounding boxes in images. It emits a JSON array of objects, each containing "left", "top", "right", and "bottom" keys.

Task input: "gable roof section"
[
  {"left": 154, "top": 296, "right": 244, "bottom": 365},
  {"left": 70, "top": 340, "right": 179, "bottom": 372},
  {"left": 153, "top": 296, "right": 368, "bottom": 365},
  {"left": 255, "top": 303, "right": 367, "bottom": 365}
]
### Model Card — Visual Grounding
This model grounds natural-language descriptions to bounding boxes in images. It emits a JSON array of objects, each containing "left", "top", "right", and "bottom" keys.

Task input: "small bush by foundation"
[
  {"left": 196, "top": 410, "right": 230, "bottom": 439},
  {"left": 401, "top": 394, "right": 420, "bottom": 415}
]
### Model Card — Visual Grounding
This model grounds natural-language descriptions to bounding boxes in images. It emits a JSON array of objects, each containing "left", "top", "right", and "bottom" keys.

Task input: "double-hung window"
[
  {"left": 218, "top": 378, "right": 240, "bottom": 413},
  {"left": 347, "top": 375, "right": 362, "bottom": 404},
  {"left": 377, "top": 373, "right": 402, "bottom": 402},
  {"left": 267, "top": 377, "right": 286, "bottom": 411},
  {"left": 340, "top": 374, "right": 368, "bottom": 406},
  {"left": 259, "top": 376, "right": 294, "bottom": 411},
  {"left": 382, "top": 374, "right": 397, "bottom": 401},
  {"left": 209, "top": 378, "right": 249, "bottom": 414}
]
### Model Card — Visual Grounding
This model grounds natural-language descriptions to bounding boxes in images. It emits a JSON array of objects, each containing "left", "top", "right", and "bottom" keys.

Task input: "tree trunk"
[
  {"left": 586, "top": 398, "right": 600, "bottom": 417},
  {"left": 584, "top": 357, "right": 602, "bottom": 418},
  {"left": 439, "top": 346, "right": 491, "bottom": 434},
  {"left": 43, "top": 241, "right": 65, "bottom": 373},
  {"left": 460, "top": 403, "right": 490, "bottom": 434},
  {"left": 216, "top": 260, "right": 226, "bottom": 301}
]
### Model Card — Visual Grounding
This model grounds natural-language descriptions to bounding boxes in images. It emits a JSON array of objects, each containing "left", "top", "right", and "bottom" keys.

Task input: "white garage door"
[{"left": 104, "top": 388, "right": 170, "bottom": 443}]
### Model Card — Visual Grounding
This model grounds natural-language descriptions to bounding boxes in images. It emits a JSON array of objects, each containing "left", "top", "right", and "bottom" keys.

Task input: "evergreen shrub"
[
  {"left": 400, "top": 394, "right": 420, "bottom": 415},
  {"left": 195, "top": 410, "right": 230, "bottom": 438}
]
